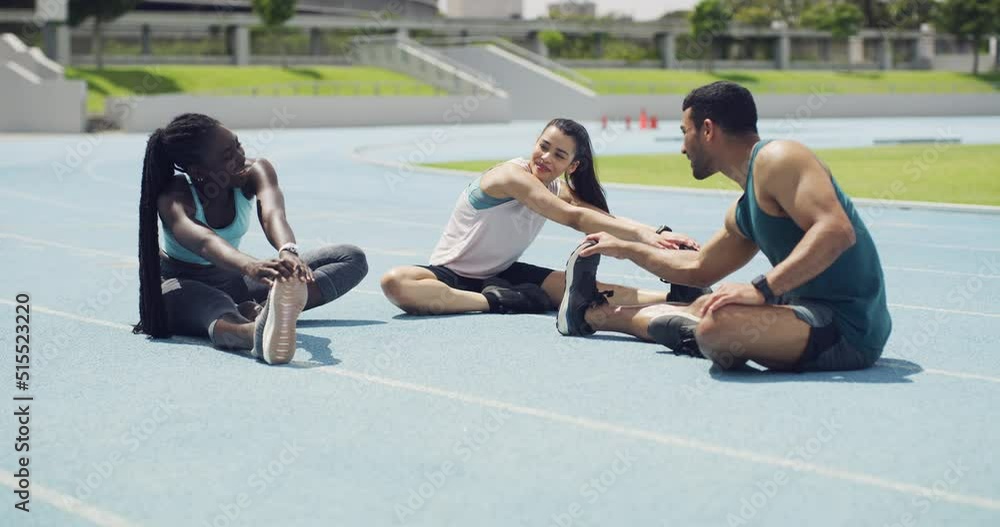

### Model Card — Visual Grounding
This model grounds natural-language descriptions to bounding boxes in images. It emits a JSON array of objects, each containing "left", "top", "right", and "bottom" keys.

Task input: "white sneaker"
[{"left": 252, "top": 279, "right": 308, "bottom": 365}]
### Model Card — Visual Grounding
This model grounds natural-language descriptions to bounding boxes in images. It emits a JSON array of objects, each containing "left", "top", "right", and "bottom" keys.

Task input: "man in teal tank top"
[{"left": 557, "top": 81, "right": 892, "bottom": 372}]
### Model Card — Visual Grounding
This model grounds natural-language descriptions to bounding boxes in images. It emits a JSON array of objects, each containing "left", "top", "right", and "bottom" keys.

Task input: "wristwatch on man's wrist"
[
  {"left": 751, "top": 274, "right": 777, "bottom": 304},
  {"left": 278, "top": 242, "right": 300, "bottom": 256}
]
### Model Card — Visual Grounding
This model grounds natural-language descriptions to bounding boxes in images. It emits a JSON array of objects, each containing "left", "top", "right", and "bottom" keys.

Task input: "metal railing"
[
  {"left": 201, "top": 80, "right": 447, "bottom": 97},
  {"left": 349, "top": 35, "right": 506, "bottom": 97},
  {"left": 590, "top": 80, "right": 1000, "bottom": 94},
  {"left": 419, "top": 35, "right": 594, "bottom": 87}
]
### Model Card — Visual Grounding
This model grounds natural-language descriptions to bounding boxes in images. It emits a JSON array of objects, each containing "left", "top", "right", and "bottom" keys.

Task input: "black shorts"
[
  {"left": 417, "top": 262, "right": 556, "bottom": 293},
  {"left": 786, "top": 300, "right": 882, "bottom": 372}
]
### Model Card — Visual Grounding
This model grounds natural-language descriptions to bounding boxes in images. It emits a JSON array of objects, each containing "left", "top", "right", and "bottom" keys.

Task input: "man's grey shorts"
[{"left": 786, "top": 299, "right": 882, "bottom": 372}]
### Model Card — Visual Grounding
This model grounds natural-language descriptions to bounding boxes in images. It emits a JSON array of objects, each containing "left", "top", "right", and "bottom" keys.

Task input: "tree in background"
[
  {"left": 935, "top": 0, "right": 1000, "bottom": 74},
  {"left": 732, "top": 5, "right": 774, "bottom": 28},
  {"left": 726, "top": 0, "right": 801, "bottom": 27},
  {"left": 68, "top": 0, "right": 140, "bottom": 70},
  {"left": 801, "top": 1, "right": 864, "bottom": 69},
  {"left": 252, "top": 0, "right": 297, "bottom": 67},
  {"left": 689, "top": 0, "right": 732, "bottom": 71},
  {"left": 883, "top": 0, "right": 937, "bottom": 30},
  {"left": 539, "top": 30, "right": 566, "bottom": 56}
]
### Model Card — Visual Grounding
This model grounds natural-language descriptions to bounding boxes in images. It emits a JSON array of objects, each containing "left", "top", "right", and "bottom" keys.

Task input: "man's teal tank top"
[
  {"left": 734, "top": 140, "right": 892, "bottom": 354},
  {"left": 161, "top": 174, "right": 254, "bottom": 266}
]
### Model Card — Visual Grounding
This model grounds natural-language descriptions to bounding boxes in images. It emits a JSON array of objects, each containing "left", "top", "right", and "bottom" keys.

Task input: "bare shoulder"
[
  {"left": 156, "top": 176, "right": 195, "bottom": 220},
  {"left": 244, "top": 157, "right": 278, "bottom": 196},
  {"left": 481, "top": 160, "right": 534, "bottom": 195},
  {"left": 753, "top": 140, "right": 824, "bottom": 186}
]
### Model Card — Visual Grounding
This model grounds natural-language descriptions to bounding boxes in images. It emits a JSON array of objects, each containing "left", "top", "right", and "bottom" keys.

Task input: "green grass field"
[
  {"left": 423, "top": 144, "right": 1000, "bottom": 206},
  {"left": 66, "top": 66, "right": 440, "bottom": 114},
  {"left": 577, "top": 69, "right": 1000, "bottom": 94}
]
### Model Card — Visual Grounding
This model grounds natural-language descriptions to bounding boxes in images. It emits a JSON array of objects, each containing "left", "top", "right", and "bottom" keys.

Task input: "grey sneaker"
[{"left": 252, "top": 279, "right": 308, "bottom": 365}]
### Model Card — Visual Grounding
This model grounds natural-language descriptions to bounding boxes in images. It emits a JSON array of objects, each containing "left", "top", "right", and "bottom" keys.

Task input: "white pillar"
[
  {"left": 231, "top": 25, "right": 250, "bottom": 66},
  {"left": 848, "top": 35, "right": 864, "bottom": 66},
  {"left": 879, "top": 35, "right": 893, "bottom": 70},
  {"left": 141, "top": 24, "right": 152, "bottom": 56},
  {"left": 656, "top": 33, "right": 676, "bottom": 69},
  {"left": 530, "top": 31, "right": 548, "bottom": 58},
  {"left": 310, "top": 28, "right": 323, "bottom": 55},
  {"left": 775, "top": 33, "right": 791, "bottom": 70},
  {"left": 917, "top": 23, "right": 935, "bottom": 69}
]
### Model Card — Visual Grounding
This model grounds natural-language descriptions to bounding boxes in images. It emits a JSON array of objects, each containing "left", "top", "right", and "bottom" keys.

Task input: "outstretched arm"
[
  {"left": 558, "top": 182, "right": 698, "bottom": 249},
  {"left": 494, "top": 166, "right": 678, "bottom": 249},
  {"left": 581, "top": 201, "right": 758, "bottom": 287}
]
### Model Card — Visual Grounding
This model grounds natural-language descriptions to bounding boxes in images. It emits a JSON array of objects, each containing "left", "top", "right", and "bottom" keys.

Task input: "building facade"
[
  {"left": 445, "top": 0, "right": 522, "bottom": 19},
  {"left": 547, "top": 1, "right": 596, "bottom": 18}
]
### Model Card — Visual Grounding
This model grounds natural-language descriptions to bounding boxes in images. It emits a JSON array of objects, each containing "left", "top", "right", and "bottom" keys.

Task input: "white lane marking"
[
  {"left": 887, "top": 303, "right": 1000, "bottom": 319},
  {"left": 0, "top": 189, "right": 134, "bottom": 220},
  {"left": 316, "top": 367, "right": 1000, "bottom": 512},
  {"left": 0, "top": 232, "right": 134, "bottom": 263},
  {"left": 5, "top": 232, "right": 1000, "bottom": 318},
  {"left": 924, "top": 369, "right": 1000, "bottom": 384},
  {"left": 4, "top": 299, "right": 999, "bottom": 385},
  {"left": 0, "top": 473, "right": 138, "bottom": 527},
  {"left": 4, "top": 299, "right": 999, "bottom": 512}
]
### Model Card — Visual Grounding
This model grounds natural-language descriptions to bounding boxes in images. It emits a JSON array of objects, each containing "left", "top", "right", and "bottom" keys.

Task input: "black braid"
[{"left": 133, "top": 113, "right": 220, "bottom": 337}]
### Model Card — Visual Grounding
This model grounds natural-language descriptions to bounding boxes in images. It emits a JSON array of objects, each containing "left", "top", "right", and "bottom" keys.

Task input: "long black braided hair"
[{"left": 133, "top": 113, "right": 220, "bottom": 338}]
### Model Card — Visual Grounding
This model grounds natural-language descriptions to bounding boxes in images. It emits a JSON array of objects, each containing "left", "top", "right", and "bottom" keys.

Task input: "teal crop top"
[{"left": 161, "top": 174, "right": 254, "bottom": 266}]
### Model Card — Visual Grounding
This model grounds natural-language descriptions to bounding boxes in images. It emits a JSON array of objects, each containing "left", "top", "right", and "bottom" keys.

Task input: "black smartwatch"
[{"left": 751, "top": 274, "right": 778, "bottom": 304}]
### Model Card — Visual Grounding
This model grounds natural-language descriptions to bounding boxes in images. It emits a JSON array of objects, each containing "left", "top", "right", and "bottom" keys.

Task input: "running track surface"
[{"left": 1, "top": 117, "right": 999, "bottom": 527}]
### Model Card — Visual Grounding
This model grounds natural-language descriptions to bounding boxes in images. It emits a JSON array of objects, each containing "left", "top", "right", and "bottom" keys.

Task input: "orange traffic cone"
[{"left": 639, "top": 108, "right": 648, "bottom": 129}]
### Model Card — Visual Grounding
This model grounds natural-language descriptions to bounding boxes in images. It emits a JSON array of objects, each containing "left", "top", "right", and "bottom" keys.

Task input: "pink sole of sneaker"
[{"left": 260, "top": 280, "right": 308, "bottom": 365}]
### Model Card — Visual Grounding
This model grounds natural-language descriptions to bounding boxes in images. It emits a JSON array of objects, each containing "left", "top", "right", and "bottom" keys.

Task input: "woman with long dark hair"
[
  {"left": 133, "top": 113, "right": 368, "bottom": 364},
  {"left": 381, "top": 118, "right": 703, "bottom": 315}
]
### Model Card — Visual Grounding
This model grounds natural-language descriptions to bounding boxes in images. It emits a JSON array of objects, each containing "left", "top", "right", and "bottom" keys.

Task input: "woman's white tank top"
[{"left": 428, "top": 158, "right": 561, "bottom": 279}]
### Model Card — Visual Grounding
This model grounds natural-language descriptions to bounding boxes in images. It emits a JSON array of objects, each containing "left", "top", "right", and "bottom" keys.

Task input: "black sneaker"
[
  {"left": 557, "top": 241, "right": 610, "bottom": 336},
  {"left": 650, "top": 313, "right": 705, "bottom": 358},
  {"left": 482, "top": 278, "right": 554, "bottom": 313},
  {"left": 657, "top": 224, "right": 712, "bottom": 303}
]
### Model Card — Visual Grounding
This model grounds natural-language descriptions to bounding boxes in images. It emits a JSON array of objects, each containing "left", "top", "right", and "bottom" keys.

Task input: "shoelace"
[
  {"left": 591, "top": 289, "right": 614, "bottom": 308},
  {"left": 671, "top": 327, "right": 705, "bottom": 359}
]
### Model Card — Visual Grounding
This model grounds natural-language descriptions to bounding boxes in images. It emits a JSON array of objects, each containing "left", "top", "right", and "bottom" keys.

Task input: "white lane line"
[
  {"left": 924, "top": 369, "right": 1000, "bottom": 384},
  {"left": 3, "top": 300, "right": 999, "bottom": 512},
  {"left": 6, "top": 232, "right": 1000, "bottom": 318},
  {"left": 883, "top": 266, "right": 1000, "bottom": 279},
  {"left": 0, "top": 189, "right": 134, "bottom": 220},
  {"left": 5, "top": 298, "right": 1000, "bottom": 384},
  {"left": 0, "top": 232, "right": 134, "bottom": 263},
  {"left": 882, "top": 240, "right": 1000, "bottom": 253},
  {"left": 0, "top": 473, "right": 138, "bottom": 527},
  {"left": 887, "top": 303, "right": 1000, "bottom": 319},
  {"left": 316, "top": 367, "right": 1000, "bottom": 512}
]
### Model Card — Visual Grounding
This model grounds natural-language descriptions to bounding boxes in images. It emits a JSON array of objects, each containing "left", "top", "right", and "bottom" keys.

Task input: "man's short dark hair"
[{"left": 682, "top": 81, "right": 758, "bottom": 135}]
